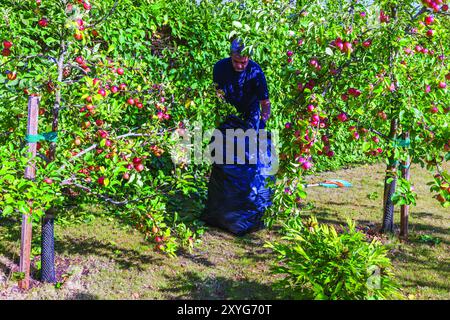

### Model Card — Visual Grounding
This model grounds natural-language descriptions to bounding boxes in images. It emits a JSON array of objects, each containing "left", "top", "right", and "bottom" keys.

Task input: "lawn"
[{"left": 0, "top": 162, "right": 448, "bottom": 300}]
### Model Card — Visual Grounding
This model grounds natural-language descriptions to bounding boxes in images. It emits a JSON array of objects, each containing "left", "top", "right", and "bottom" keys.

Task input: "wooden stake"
[{"left": 19, "top": 96, "right": 40, "bottom": 290}]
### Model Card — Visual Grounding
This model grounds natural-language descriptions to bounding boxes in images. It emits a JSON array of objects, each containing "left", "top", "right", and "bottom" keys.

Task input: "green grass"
[{"left": 0, "top": 162, "right": 448, "bottom": 299}]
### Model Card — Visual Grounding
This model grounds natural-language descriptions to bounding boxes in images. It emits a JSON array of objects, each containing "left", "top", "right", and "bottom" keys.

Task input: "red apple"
[
  {"left": 436, "top": 194, "right": 445, "bottom": 203},
  {"left": 301, "top": 161, "right": 313, "bottom": 170},
  {"left": 425, "top": 16, "right": 434, "bottom": 25},
  {"left": 311, "top": 114, "right": 320, "bottom": 122},
  {"left": 362, "top": 40, "right": 371, "bottom": 48},
  {"left": 343, "top": 42, "right": 353, "bottom": 53},
  {"left": 1, "top": 48, "right": 11, "bottom": 56},
  {"left": 38, "top": 18, "right": 49, "bottom": 27},
  {"left": 444, "top": 143, "right": 450, "bottom": 152},
  {"left": 3, "top": 40, "right": 12, "bottom": 49},
  {"left": 117, "top": 68, "right": 124, "bottom": 75},
  {"left": 75, "top": 56, "right": 84, "bottom": 64},
  {"left": 135, "top": 163, "right": 144, "bottom": 172},
  {"left": 98, "top": 130, "right": 108, "bottom": 139},
  {"left": 6, "top": 72, "right": 16, "bottom": 80},
  {"left": 377, "top": 111, "right": 387, "bottom": 120},
  {"left": 337, "top": 113, "right": 348, "bottom": 122},
  {"left": 98, "top": 176, "right": 105, "bottom": 185}
]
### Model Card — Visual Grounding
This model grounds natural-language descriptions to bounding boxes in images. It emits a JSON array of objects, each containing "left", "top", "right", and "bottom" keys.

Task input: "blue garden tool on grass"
[{"left": 304, "top": 179, "right": 352, "bottom": 188}]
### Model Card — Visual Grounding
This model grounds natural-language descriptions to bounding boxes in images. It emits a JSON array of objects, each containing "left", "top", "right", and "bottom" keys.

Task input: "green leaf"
[
  {"left": 232, "top": 21, "right": 242, "bottom": 29},
  {"left": 2, "top": 205, "right": 14, "bottom": 215}
]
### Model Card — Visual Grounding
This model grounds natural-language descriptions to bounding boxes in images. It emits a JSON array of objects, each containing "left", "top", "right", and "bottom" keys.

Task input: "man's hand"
[
  {"left": 216, "top": 88, "right": 225, "bottom": 100},
  {"left": 260, "top": 99, "right": 271, "bottom": 123}
]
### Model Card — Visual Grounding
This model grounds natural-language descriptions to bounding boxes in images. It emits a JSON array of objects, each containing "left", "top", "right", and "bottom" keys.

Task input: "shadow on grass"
[
  {"left": 1, "top": 212, "right": 162, "bottom": 272},
  {"left": 0, "top": 217, "right": 26, "bottom": 270},
  {"left": 303, "top": 210, "right": 449, "bottom": 242},
  {"left": 160, "top": 271, "right": 301, "bottom": 300},
  {"left": 400, "top": 278, "right": 450, "bottom": 293},
  {"left": 71, "top": 291, "right": 99, "bottom": 300},
  {"left": 391, "top": 250, "right": 450, "bottom": 293},
  {"left": 410, "top": 211, "right": 444, "bottom": 220},
  {"left": 407, "top": 222, "right": 450, "bottom": 241},
  {"left": 178, "top": 250, "right": 215, "bottom": 268},
  {"left": 319, "top": 200, "right": 380, "bottom": 210},
  {"left": 54, "top": 236, "right": 162, "bottom": 271}
]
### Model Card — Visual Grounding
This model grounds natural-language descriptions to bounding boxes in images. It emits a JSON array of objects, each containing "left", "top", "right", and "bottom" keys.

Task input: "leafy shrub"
[{"left": 265, "top": 216, "right": 400, "bottom": 300}]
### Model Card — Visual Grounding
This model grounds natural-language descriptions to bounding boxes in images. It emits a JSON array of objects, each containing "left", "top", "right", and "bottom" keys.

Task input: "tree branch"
[
  {"left": 86, "top": 0, "right": 119, "bottom": 29},
  {"left": 57, "top": 130, "right": 170, "bottom": 172},
  {"left": 60, "top": 176, "right": 170, "bottom": 206}
]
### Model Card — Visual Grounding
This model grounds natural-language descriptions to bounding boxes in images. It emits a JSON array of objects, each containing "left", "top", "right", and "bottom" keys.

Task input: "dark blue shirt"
[{"left": 213, "top": 58, "right": 269, "bottom": 124}]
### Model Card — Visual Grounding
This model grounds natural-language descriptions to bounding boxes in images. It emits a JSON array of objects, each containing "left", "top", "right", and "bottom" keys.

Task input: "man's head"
[{"left": 230, "top": 38, "right": 249, "bottom": 72}]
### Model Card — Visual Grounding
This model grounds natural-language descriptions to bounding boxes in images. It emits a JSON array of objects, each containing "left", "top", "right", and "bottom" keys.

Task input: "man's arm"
[{"left": 260, "top": 99, "right": 271, "bottom": 123}]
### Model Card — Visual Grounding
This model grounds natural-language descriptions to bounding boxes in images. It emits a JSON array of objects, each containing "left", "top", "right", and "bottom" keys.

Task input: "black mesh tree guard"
[
  {"left": 41, "top": 210, "right": 56, "bottom": 283},
  {"left": 382, "top": 168, "right": 397, "bottom": 233}
]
